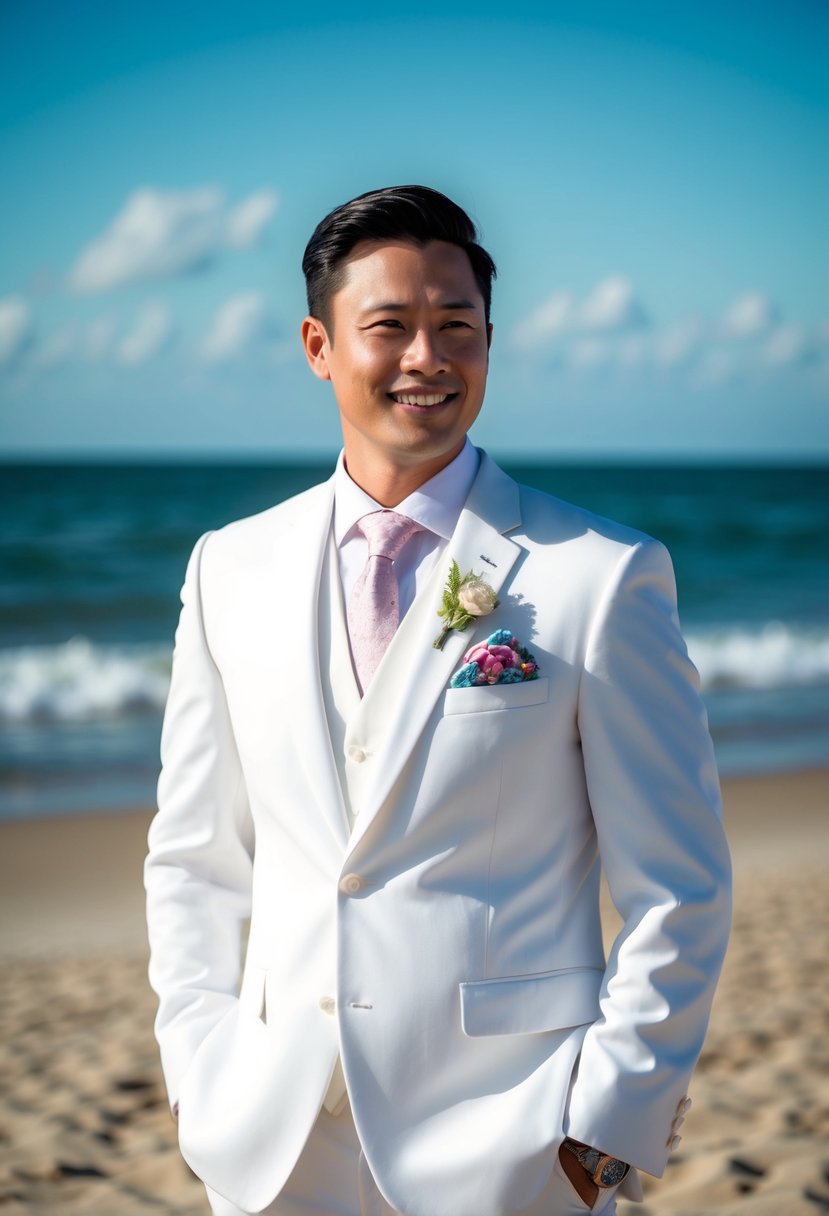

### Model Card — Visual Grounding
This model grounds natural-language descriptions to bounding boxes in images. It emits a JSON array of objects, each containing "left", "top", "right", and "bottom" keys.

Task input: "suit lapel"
[
  {"left": 321, "top": 528, "right": 362, "bottom": 724},
  {"left": 344, "top": 454, "right": 524, "bottom": 856},
  {"left": 270, "top": 477, "right": 351, "bottom": 848},
  {"left": 318, "top": 526, "right": 362, "bottom": 829}
]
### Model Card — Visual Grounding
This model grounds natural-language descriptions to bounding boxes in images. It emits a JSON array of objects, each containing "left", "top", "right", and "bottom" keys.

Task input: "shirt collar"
[{"left": 334, "top": 438, "right": 480, "bottom": 547}]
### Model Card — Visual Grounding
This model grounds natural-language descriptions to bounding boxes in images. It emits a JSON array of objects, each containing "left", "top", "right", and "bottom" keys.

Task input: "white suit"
[{"left": 145, "top": 450, "right": 731, "bottom": 1215}]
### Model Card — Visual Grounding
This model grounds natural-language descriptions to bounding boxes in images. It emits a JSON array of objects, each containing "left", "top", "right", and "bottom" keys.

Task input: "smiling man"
[
  {"left": 301, "top": 237, "right": 491, "bottom": 504},
  {"left": 146, "top": 185, "right": 731, "bottom": 1216}
]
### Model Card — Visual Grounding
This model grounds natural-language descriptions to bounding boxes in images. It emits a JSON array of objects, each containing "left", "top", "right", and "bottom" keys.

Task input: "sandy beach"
[{"left": 1, "top": 770, "right": 828, "bottom": 1215}]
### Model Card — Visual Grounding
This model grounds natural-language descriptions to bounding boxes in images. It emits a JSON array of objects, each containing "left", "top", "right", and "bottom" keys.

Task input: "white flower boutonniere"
[{"left": 433, "top": 559, "right": 499, "bottom": 650}]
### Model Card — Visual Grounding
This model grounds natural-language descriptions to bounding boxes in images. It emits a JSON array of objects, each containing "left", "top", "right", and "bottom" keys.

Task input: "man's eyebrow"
[{"left": 360, "top": 299, "right": 479, "bottom": 313}]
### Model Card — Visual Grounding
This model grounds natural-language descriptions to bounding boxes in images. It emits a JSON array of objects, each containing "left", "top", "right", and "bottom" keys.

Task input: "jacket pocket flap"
[
  {"left": 444, "top": 677, "right": 550, "bottom": 716},
  {"left": 460, "top": 966, "right": 603, "bottom": 1037}
]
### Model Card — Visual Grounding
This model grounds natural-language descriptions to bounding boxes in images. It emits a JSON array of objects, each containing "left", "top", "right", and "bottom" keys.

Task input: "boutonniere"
[
  {"left": 450, "top": 629, "right": 540, "bottom": 687},
  {"left": 433, "top": 560, "right": 499, "bottom": 649}
]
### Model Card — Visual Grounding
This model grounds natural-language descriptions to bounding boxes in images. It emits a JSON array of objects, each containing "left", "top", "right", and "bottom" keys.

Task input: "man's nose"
[{"left": 400, "top": 328, "right": 447, "bottom": 375}]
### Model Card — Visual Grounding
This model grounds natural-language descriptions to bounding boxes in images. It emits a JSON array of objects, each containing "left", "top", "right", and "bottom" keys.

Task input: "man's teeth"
[{"left": 394, "top": 393, "right": 449, "bottom": 406}]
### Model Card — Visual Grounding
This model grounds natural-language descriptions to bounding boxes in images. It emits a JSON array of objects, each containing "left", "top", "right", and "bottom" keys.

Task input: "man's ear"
[
  {"left": 486, "top": 322, "right": 493, "bottom": 351},
  {"left": 301, "top": 316, "right": 332, "bottom": 381}
]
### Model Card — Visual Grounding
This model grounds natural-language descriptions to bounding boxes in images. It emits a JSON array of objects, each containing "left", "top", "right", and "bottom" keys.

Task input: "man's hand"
[{"left": 558, "top": 1143, "right": 599, "bottom": 1208}]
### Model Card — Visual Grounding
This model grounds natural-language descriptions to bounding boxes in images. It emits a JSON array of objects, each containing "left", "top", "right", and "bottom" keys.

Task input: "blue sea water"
[{"left": 1, "top": 460, "right": 827, "bottom": 820}]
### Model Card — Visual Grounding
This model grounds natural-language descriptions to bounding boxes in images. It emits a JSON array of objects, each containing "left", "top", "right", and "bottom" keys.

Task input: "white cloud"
[
  {"left": 509, "top": 277, "right": 822, "bottom": 392},
  {"left": 32, "top": 318, "right": 117, "bottom": 366},
  {"left": 578, "top": 276, "right": 648, "bottom": 332},
  {"left": 226, "top": 189, "right": 279, "bottom": 248},
  {"left": 654, "top": 317, "right": 705, "bottom": 368},
  {"left": 85, "top": 315, "right": 117, "bottom": 361},
  {"left": 616, "top": 333, "right": 649, "bottom": 369},
  {"left": 0, "top": 296, "right": 33, "bottom": 364},
  {"left": 568, "top": 338, "right": 611, "bottom": 369},
  {"left": 720, "top": 291, "right": 777, "bottom": 339},
  {"left": 32, "top": 317, "right": 115, "bottom": 365},
  {"left": 71, "top": 187, "right": 222, "bottom": 292},
  {"left": 32, "top": 305, "right": 172, "bottom": 369},
  {"left": 118, "top": 301, "right": 175, "bottom": 365},
  {"left": 692, "top": 348, "right": 736, "bottom": 388},
  {"left": 199, "top": 292, "right": 270, "bottom": 362},
  {"left": 70, "top": 185, "right": 279, "bottom": 293},
  {"left": 511, "top": 291, "right": 574, "bottom": 350},
  {"left": 763, "top": 324, "right": 814, "bottom": 367},
  {"left": 513, "top": 276, "right": 647, "bottom": 352}
]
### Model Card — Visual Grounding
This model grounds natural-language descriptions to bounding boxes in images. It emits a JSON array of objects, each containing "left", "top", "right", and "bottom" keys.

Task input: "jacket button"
[
  {"left": 668, "top": 1135, "right": 682, "bottom": 1152},
  {"left": 340, "top": 873, "right": 364, "bottom": 895},
  {"left": 348, "top": 746, "right": 367, "bottom": 763},
  {"left": 319, "top": 996, "right": 336, "bottom": 1014}
]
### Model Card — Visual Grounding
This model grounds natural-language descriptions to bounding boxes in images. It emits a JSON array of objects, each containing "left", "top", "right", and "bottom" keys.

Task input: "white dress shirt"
[{"left": 333, "top": 438, "right": 480, "bottom": 629}]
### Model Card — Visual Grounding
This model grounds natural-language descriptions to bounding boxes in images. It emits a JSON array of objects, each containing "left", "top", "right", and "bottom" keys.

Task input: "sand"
[{"left": 1, "top": 770, "right": 828, "bottom": 1215}]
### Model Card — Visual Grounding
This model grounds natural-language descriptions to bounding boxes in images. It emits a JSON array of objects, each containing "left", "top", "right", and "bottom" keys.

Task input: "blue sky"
[{"left": 1, "top": 0, "right": 827, "bottom": 458}]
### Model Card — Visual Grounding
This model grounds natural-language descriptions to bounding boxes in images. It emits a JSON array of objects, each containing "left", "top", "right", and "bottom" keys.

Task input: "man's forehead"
[{"left": 336, "top": 238, "right": 484, "bottom": 304}]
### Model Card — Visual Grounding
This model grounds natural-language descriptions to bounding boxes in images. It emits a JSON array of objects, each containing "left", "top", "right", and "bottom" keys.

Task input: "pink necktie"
[{"left": 348, "top": 511, "right": 423, "bottom": 694}]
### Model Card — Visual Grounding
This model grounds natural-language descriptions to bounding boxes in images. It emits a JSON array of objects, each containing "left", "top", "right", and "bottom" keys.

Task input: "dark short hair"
[{"left": 302, "top": 185, "right": 497, "bottom": 332}]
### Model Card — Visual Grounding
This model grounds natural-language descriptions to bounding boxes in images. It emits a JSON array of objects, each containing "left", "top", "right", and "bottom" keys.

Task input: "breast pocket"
[{"left": 443, "top": 677, "right": 550, "bottom": 716}]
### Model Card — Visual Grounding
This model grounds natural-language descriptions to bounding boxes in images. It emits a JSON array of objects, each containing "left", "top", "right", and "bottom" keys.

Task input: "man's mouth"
[{"left": 389, "top": 391, "right": 456, "bottom": 407}]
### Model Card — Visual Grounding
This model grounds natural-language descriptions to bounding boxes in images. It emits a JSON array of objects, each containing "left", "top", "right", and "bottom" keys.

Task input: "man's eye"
[
  {"left": 443, "top": 320, "right": 471, "bottom": 329},
  {"left": 372, "top": 319, "right": 404, "bottom": 329}
]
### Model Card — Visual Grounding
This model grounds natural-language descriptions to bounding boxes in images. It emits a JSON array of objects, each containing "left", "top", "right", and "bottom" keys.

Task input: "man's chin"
[
  {"left": 387, "top": 410, "right": 477, "bottom": 459},
  {"left": 387, "top": 432, "right": 468, "bottom": 470}
]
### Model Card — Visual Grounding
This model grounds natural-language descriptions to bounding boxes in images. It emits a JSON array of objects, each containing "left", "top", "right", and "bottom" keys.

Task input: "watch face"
[{"left": 600, "top": 1158, "right": 629, "bottom": 1186}]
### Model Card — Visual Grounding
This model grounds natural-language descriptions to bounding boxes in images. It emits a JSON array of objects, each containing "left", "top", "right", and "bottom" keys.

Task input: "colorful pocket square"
[{"left": 450, "top": 629, "right": 539, "bottom": 688}]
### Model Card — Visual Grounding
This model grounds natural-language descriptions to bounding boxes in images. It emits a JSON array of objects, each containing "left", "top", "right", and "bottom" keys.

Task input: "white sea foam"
[
  {"left": 687, "top": 621, "right": 829, "bottom": 690},
  {"left": 0, "top": 637, "right": 171, "bottom": 723},
  {"left": 0, "top": 623, "right": 827, "bottom": 724}
]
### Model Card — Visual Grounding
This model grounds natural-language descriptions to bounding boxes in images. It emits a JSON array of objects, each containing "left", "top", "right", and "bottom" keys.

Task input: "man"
[{"left": 145, "top": 185, "right": 731, "bottom": 1216}]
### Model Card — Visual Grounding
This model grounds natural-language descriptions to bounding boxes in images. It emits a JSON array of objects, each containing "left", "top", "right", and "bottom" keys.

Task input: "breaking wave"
[
  {"left": 0, "top": 638, "right": 171, "bottom": 723},
  {"left": 1, "top": 622, "right": 827, "bottom": 723},
  {"left": 686, "top": 622, "right": 829, "bottom": 691}
]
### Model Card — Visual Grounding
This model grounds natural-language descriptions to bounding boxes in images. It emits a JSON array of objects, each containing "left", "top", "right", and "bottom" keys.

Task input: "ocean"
[{"left": 1, "top": 460, "right": 827, "bottom": 820}]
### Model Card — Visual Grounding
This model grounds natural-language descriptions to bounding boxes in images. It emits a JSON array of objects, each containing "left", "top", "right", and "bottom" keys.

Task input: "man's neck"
[{"left": 342, "top": 444, "right": 466, "bottom": 507}]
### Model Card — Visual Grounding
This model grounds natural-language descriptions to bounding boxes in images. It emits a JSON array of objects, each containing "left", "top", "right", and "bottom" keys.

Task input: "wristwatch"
[{"left": 562, "top": 1139, "right": 630, "bottom": 1188}]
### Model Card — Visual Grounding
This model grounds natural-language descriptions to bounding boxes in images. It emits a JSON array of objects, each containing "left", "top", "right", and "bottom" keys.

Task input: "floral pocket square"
[{"left": 450, "top": 629, "right": 540, "bottom": 688}]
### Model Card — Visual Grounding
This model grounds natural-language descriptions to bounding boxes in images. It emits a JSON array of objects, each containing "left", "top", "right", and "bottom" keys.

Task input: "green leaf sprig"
[{"left": 433, "top": 559, "right": 499, "bottom": 650}]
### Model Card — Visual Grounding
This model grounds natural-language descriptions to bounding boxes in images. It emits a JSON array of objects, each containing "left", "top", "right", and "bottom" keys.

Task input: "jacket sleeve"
[
  {"left": 145, "top": 532, "right": 255, "bottom": 1109},
  {"left": 564, "top": 537, "right": 732, "bottom": 1177}
]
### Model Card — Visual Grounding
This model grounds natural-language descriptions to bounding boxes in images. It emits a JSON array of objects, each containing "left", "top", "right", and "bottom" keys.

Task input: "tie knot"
[{"left": 357, "top": 510, "right": 422, "bottom": 561}]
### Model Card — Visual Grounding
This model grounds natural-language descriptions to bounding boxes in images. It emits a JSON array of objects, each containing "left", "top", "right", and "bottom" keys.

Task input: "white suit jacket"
[{"left": 145, "top": 451, "right": 731, "bottom": 1216}]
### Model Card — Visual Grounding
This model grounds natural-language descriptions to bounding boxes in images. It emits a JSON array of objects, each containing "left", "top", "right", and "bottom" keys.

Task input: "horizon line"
[{"left": 2, "top": 449, "right": 828, "bottom": 468}]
